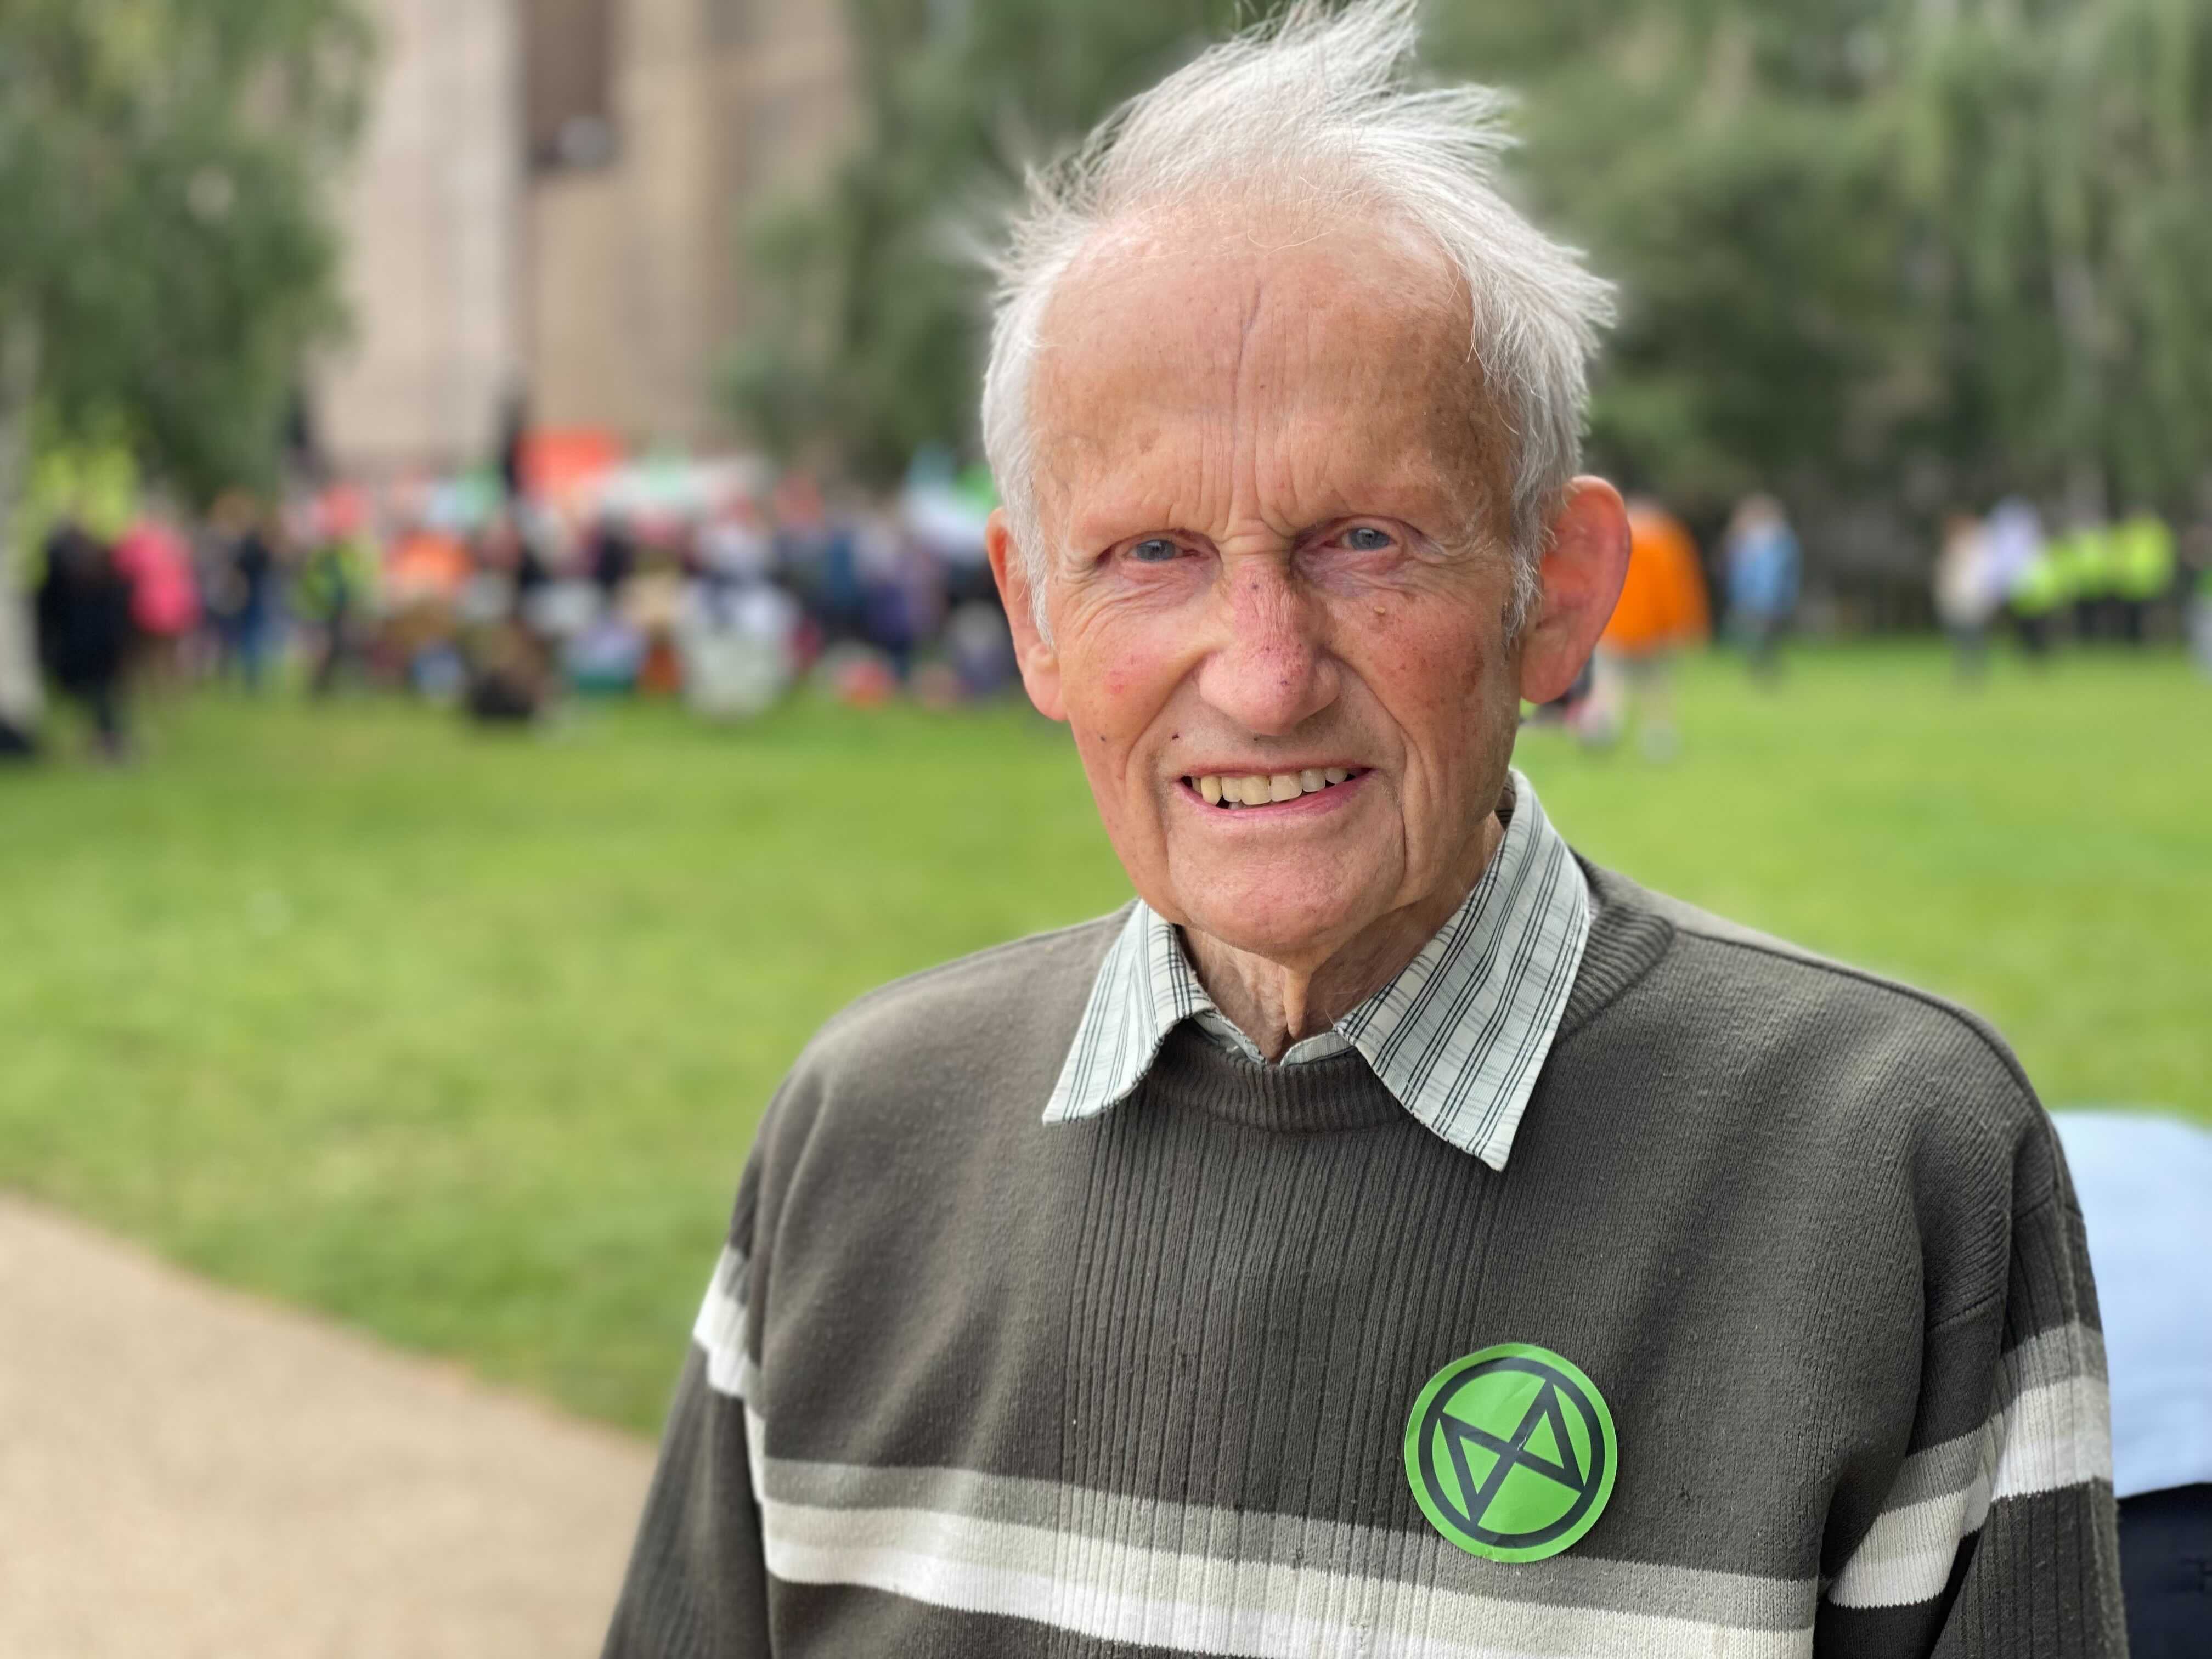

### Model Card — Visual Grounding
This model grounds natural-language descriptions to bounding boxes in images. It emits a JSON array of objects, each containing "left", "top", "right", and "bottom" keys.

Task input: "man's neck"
[{"left": 1182, "top": 810, "right": 1505, "bottom": 1060}]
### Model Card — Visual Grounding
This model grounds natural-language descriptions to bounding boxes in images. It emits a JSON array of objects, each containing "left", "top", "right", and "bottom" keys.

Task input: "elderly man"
[{"left": 604, "top": 4, "right": 2121, "bottom": 1655}]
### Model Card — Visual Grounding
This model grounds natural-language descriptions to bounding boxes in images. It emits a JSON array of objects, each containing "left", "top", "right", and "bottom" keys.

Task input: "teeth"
[{"left": 1190, "top": 768, "right": 1359, "bottom": 807}]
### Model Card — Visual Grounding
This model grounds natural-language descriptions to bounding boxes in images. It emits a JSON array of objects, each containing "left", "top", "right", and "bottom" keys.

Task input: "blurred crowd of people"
[
  {"left": 18, "top": 456, "right": 2212, "bottom": 768},
  {"left": 15, "top": 449, "right": 1020, "bottom": 761},
  {"left": 1539, "top": 491, "right": 2211, "bottom": 760},
  {"left": 1934, "top": 499, "right": 2197, "bottom": 675}
]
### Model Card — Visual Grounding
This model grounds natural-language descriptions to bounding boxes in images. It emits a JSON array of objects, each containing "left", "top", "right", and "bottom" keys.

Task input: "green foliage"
[
  {"left": 730, "top": 0, "right": 2212, "bottom": 523},
  {"left": 1445, "top": 0, "right": 2212, "bottom": 520},
  {"left": 723, "top": 0, "right": 1276, "bottom": 481},
  {"left": 2, "top": 652, "right": 2205, "bottom": 1427},
  {"left": 0, "top": 0, "right": 372, "bottom": 504},
  {"left": 1437, "top": 4, "right": 1910, "bottom": 508},
  {"left": 1888, "top": 0, "right": 2212, "bottom": 511}
]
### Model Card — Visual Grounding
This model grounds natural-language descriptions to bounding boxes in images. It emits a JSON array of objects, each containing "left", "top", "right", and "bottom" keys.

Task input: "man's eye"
[
  {"left": 1341, "top": 525, "right": 1395, "bottom": 551},
  {"left": 1127, "top": 538, "right": 1181, "bottom": 563}
]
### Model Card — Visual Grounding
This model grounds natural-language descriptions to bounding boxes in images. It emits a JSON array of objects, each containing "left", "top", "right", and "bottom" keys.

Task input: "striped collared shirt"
[{"left": 1043, "top": 767, "right": 1591, "bottom": 1170}]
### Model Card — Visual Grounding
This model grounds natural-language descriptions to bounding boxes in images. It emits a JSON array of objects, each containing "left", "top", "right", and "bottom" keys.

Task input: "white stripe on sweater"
[
  {"left": 691, "top": 1243, "right": 754, "bottom": 1400},
  {"left": 1826, "top": 1325, "right": 2112, "bottom": 1609},
  {"left": 757, "top": 1488, "right": 1811, "bottom": 1657}
]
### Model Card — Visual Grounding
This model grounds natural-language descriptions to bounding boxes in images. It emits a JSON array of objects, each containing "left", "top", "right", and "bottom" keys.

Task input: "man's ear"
[
  {"left": 1517, "top": 477, "right": 1631, "bottom": 706},
  {"left": 985, "top": 507, "right": 1067, "bottom": 721}
]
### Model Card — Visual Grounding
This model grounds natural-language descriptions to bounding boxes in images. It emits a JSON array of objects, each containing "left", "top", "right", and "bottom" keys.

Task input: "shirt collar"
[{"left": 1043, "top": 767, "right": 1592, "bottom": 1170}]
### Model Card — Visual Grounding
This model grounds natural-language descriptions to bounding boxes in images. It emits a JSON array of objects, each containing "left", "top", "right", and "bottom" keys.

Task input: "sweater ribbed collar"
[{"left": 1042, "top": 768, "right": 1592, "bottom": 1170}]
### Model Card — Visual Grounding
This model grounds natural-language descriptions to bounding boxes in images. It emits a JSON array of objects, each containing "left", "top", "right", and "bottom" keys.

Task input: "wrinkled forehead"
[{"left": 1026, "top": 208, "right": 1510, "bottom": 533}]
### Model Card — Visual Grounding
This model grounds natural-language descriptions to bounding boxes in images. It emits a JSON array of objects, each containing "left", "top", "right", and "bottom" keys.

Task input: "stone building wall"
[
  {"left": 316, "top": 0, "right": 855, "bottom": 475},
  {"left": 315, "top": 0, "right": 525, "bottom": 477}
]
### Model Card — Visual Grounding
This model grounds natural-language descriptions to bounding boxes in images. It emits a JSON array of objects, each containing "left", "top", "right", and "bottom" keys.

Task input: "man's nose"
[{"left": 1194, "top": 558, "right": 1339, "bottom": 736}]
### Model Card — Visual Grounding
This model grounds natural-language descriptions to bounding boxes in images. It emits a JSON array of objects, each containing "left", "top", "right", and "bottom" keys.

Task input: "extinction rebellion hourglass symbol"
[{"left": 1402, "top": 1343, "right": 1618, "bottom": 1562}]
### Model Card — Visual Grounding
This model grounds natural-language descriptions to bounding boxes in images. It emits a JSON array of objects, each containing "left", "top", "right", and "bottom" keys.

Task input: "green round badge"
[{"left": 1403, "top": 1342, "right": 1617, "bottom": 1562}]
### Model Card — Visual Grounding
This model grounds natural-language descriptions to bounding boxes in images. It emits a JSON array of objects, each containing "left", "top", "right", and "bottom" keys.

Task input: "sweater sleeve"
[
  {"left": 1815, "top": 1149, "right": 2128, "bottom": 1657},
  {"left": 602, "top": 1187, "right": 772, "bottom": 1657}
]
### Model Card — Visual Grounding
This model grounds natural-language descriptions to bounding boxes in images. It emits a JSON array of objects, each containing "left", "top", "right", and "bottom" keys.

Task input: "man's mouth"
[{"left": 1183, "top": 767, "right": 1367, "bottom": 809}]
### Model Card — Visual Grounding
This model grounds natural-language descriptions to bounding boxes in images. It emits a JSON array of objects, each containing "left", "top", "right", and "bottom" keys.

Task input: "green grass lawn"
[{"left": 3, "top": 644, "right": 2206, "bottom": 1435}]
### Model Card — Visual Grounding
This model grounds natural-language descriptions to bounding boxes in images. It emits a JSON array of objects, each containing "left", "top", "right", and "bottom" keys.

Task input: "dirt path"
[{"left": 0, "top": 1195, "right": 654, "bottom": 1658}]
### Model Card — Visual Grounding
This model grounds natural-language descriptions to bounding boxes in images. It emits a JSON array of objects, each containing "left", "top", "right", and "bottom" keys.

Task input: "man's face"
[{"left": 1001, "top": 219, "right": 1536, "bottom": 970}]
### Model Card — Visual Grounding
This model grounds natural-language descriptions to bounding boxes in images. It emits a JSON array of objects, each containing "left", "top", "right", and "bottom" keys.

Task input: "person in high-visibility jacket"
[
  {"left": 2110, "top": 514, "right": 2176, "bottom": 644},
  {"left": 294, "top": 528, "right": 380, "bottom": 698},
  {"left": 2045, "top": 522, "right": 2112, "bottom": 641},
  {"left": 2008, "top": 541, "right": 2067, "bottom": 657}
]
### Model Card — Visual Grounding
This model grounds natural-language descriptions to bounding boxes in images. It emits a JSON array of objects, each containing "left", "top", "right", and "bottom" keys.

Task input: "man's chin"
[
  {"left": 1153, "top": 839, "right": 1402, "bottom": 967},
  {"left": 1173, "top": 892, "right": 1379, "bottom": 973}
]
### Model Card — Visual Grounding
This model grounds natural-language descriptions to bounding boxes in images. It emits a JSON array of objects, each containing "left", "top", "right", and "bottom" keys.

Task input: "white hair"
[{"left": 979, "top": 0, "right": 1613, "bottom": 635}]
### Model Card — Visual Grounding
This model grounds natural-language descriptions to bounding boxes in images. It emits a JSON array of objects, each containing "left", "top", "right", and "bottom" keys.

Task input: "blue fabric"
[
  {"left": 2052, "top": 1111, "right": 2212, "bottom": 1499},
  {"left": 1726, "top": 524, "right": 1799, "bottom": 617}
]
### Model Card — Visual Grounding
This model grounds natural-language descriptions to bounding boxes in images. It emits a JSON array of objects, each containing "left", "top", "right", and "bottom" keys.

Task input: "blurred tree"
[
  {"left": 0, "top": 0, "right": 371, "bottom": 736},
  {"left": 728, "top": 0, "right": 2212, "bottom": 562},
  {"left": 1888, "top": 0, "right": 2212, "bottom": 517},
  {"left": 1431, "top": 0, "right": 1915, "bottom": 514},
  {"left": 1440, "top": 0, "right": 2212, "bottom": 537},
  {"left": 722, "top": 0, "right": 1283, "bottom": 482}
]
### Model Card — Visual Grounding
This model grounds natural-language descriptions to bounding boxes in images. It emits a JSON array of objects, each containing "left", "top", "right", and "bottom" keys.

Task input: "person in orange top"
[{"left": 1584, "top": 499, "right": 1709, "bottom": 757}]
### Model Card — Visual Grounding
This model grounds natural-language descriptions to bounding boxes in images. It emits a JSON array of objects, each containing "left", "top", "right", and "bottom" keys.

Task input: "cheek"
[
  {"left": 1057, "top": 602, "right": 1193, "bottom": 735},
  {"left": 1064, "top": 659, "right": 1146, "bottom": 741},
  {"left": 1351, "top": 594, "right": 1500, "bottom": 711},
  {"left": 1341, "top": 595, "right": 1513, "bottom": 794},
  {"left": 1056, "top": 639, "right": 1181, "bottom": 813}
]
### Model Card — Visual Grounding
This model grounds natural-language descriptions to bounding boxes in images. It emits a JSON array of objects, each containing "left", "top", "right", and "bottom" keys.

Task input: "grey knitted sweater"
[{"left": 604, "top": 864, "right": 2124, "bottom": 1657}]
